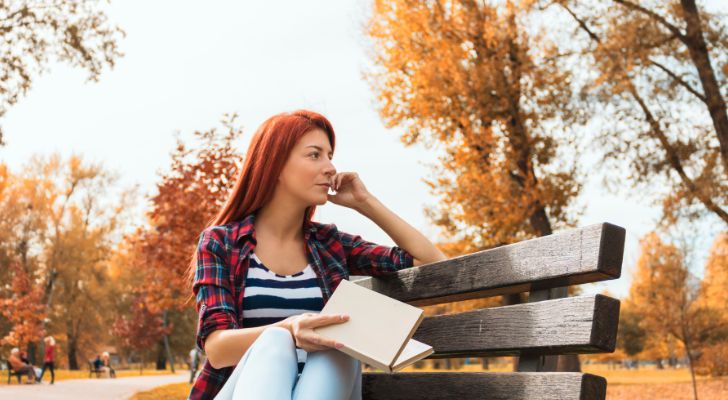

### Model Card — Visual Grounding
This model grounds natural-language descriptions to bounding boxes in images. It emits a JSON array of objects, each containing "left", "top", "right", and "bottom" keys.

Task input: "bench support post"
[{"left": 516, "top": 286, "right": 568, "bottom": 372}]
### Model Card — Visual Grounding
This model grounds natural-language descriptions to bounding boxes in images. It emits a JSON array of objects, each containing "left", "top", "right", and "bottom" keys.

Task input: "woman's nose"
[{"left": 324, "top": 161, "right": 336, "bottom": 177}]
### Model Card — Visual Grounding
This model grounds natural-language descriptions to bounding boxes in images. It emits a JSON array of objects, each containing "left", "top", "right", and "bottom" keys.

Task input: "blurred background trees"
[{"left": 0, "top": 0, "right": 725, "bottom": 385}]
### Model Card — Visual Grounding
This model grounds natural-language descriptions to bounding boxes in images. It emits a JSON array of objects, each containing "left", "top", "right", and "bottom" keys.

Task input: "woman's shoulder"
[
  {"left": 307, "top": 220, "right": 341, "bottom": 242},
  {"left": 198, "top": 220, "right": 249, "bottom": 245}
]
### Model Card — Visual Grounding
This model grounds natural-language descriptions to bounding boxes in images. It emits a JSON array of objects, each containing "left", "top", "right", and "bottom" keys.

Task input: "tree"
[
  {"left": 548, "top": 0, "right": 727, "bottom": 226},
  {"left": 365, "top": 0, "right": 584, "bottom": 370},
  {"left": 131, "top": 114, "right": 243, "bottom": 370},
  {"left": 629, "top": 232, "right": 725, "bottom": 400},
  {"left": 0, "top": 154, "right": 133, "bottom": 368},
  {"left": 0, "top": 0, "right": 124, "bottom": 145},
  {"left": 616, "top": 300, "right": 646, "bottom": 360},
  {"left": 697, "top": 232, "right": 728, "bottom": 376},
  {"left": 112, "top": 294, "right": 171, "bottom": 374},
  {"left": 0, "top": 261, "right": 46, "bottom": 348}
]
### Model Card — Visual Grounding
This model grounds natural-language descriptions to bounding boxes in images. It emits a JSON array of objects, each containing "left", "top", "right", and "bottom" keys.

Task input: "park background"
[{"left": 0, "top": 0, "right": 726, "bottom": 399}]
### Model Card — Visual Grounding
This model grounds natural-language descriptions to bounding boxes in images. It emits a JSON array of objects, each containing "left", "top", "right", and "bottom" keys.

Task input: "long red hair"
[{"left": 186, "top": 109, "right": 337, "bottom": 288}]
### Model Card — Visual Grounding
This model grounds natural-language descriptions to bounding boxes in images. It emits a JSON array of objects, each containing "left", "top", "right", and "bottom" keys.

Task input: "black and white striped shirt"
[{"left": 242, "top": 252, "right": 324, "bottom": 373}]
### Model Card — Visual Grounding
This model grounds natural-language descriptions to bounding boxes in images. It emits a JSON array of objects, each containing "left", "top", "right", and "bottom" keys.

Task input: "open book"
[{"left": 313, "top": 278, "right": 434, "bottom": 373}]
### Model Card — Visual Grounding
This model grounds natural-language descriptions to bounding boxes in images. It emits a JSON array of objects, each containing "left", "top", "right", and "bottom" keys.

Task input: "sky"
[{"left": 1, "top": 0, "right": 725, "bottom": 299}]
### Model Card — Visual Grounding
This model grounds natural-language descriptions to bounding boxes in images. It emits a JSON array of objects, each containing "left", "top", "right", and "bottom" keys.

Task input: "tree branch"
[
  {"left": 648, "top": 58, "right": 707, "bottom": 103},
  {"left": 613, "top": 0, "right": 687, "bottom": 44},
  {"left": 629, "top": 83, "right": 728, "bottom": 225},
  {"left": 560, "top": 2, "right": 728, "bottom": 226}
]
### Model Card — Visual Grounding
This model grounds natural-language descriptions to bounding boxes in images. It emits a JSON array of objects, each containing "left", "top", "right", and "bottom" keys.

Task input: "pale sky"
[{"left": 1, "top": 0, "right": 725, "bottom": 299}]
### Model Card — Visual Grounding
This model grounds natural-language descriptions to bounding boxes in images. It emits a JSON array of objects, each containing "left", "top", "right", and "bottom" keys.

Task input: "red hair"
[{"left": 186, "top": 109, "right": 336, "bottom": 287}]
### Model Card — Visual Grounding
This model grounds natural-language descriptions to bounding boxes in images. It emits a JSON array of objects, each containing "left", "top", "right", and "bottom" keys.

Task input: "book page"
[{"left": 392, "top": 338, "right": 434, "bottom": 371}]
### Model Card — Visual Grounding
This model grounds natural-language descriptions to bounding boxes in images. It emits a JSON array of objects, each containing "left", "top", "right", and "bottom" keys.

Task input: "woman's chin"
[{"left": 310, "top": 194, "right": 329, "bottom": 206}]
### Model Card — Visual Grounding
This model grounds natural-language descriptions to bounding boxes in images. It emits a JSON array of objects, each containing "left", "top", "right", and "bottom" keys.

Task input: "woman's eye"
[{"left": 309, "top": 152, "right": 332, "bottom": 160}]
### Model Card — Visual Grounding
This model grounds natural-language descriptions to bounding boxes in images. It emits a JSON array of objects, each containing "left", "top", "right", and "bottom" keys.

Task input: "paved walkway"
[{"left": 0, "top": 372, "right": 189, "bottom": 400}]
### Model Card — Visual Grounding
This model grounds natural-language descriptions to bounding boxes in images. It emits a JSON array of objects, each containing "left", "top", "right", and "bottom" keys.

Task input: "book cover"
[{"left": 313, "top": 278, "right": 434, "bottom": 372}]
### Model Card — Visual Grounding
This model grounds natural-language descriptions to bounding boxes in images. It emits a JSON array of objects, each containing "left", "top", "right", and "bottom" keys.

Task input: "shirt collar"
[{"left": 233, "top": 209, "right": 321, "bottom": 245}]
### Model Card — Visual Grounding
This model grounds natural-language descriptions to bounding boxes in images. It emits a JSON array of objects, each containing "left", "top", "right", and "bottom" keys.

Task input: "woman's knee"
[
  {"left": 252, "top": 327, "right": 296, "bottom": 359},
  {"left": 259, "top": 326, "right": 294, "bottom": 345},
  {"left": 307, "top": 349, "right": 359, "bottom": 372}
]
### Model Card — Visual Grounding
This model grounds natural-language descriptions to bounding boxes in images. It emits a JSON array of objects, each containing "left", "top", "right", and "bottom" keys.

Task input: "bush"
[{"left": 696, "top": 343, "right": 728, "bottom": 377}]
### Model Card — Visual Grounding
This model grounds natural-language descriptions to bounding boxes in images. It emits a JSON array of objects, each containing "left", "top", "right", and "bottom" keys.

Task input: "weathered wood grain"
[
  {"left": 362, "top": 372, "right": 607, "bottom": 400},
  {"left": 411, "top": 295, "right": 620, "bottom": 358},
  {"left": 354, "top": 223, "right": 625, "bottom": 306}
]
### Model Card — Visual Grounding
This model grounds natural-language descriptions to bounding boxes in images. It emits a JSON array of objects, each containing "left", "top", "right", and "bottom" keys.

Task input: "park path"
[{"left": 0, "top": 372, "right": 189, "bottom": 400}]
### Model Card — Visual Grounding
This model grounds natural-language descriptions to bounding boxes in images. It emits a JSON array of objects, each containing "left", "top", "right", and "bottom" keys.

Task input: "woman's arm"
[
  {"left": 204, "top": 325, "right": 278, "bottom": 369},
  {"left": 328, "top": 171, "right": 446, "bottom": 267},
  {"left": 205, "top": 313, "right": 348, "bottom": 369},
  {"left": 354, "top": 196, "right": 446, "bottom": 266}
]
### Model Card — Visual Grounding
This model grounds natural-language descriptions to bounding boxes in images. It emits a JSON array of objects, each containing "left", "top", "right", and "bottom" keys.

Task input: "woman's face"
[{"left": 278, "top": 128, "right": 336, "bottom": 206}]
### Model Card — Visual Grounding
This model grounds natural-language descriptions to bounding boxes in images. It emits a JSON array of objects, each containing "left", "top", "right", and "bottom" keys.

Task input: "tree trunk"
[
  {"left": 67, "top": 337, "right": 79, "bottom": 370},
  {"left": 680, "top": 0, "right": 728, "bottom": 172},
  {"left": 156, "top": 341, "right": 167, "bottom": 370},
  {"left": 26, "top": 342, "right": 37, "bottom": 365},
  {"left": 162, "top": 310, "right": 175, "bottom": 373}
]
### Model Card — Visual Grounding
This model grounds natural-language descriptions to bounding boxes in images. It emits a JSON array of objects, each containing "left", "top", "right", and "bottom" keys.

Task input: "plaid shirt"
[{"left": 188, "top": 209, "right": 414, "bottom": 400}]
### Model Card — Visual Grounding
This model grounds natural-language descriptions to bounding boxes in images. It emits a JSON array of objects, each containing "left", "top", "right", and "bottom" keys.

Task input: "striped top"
[{"left": 242, "top": 252, "right": 324, "bottom": 374}]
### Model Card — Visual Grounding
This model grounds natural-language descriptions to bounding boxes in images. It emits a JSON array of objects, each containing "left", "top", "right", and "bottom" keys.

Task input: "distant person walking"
[
  {"left": 189, "top": 347, "right": 200, "bottom": 383},
  {"left": 38, "top": 336, "right": 56, "bottom": 384}
]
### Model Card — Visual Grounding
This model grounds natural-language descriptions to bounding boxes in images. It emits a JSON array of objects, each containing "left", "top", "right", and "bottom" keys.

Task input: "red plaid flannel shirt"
[{"left": 188, "top": 209, "right": 415, "bottom": 399}]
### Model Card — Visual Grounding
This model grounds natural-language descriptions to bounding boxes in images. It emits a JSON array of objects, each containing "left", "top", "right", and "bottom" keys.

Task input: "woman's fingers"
[
  {"left": 297, "top": 313, "right": 348, "bottom": 328},
  {"left": 335, "top": 173, "right": 343, "bottom": 191},
  {"left": 302, "top": 333, "right": 342, "bottom": 350},
  {"left": 312, "top": 313, "right": 349, "bottom": 327}
]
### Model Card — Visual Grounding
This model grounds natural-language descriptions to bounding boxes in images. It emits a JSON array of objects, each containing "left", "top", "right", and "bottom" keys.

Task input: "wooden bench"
[
  {"left": 5, "top": 360, "right": 26, "bottom": 384},
  {"left": 88, "top": 360, "right": 104, "bottom": 378},
  {"left": 355, "top": 222, "right": 624, "bottom": 400}
]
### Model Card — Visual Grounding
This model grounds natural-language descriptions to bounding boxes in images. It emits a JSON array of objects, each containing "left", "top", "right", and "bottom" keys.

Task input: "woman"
[
  {"left": 8, "top": 348, "right": 37, "bottom": 384},
  {"left": 38, "top": 336, "right": 56, "bottom": 384},
  {"left": 101, "top": 351, "right": 116, "bottom": 378},
  {"left": 188, "top": 110, "right": 446, "bottom": 400}
]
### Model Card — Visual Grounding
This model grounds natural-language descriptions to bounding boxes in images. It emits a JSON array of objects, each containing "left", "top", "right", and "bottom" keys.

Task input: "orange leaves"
[
  {"left": 112, "top": 294, "right": 171, "bottom": 353},
  {"left": 700, "top": 233, "right": 728, "bottom": 312},
  {"left": 132, "top": 115, "right": 243, "bottom": 313},
  {"left": 366, "top": 1, "right": 582, "bottom": 253},
  {"left": 623, "top": 230, "right": 728, "bottom": 372},
  {"left": 0, "top": 262, "right": 47, "bottom": 348}
]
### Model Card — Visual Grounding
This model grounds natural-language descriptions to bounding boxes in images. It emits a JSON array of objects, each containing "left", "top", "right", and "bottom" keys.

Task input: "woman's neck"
[{"left": 254, "top": 202, "right": 307, "bottom": 242}]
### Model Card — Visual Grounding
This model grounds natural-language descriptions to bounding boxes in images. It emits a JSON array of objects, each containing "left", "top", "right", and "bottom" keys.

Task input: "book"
[{"left": 312, "top": 278, "right": 434, "bottom": 373}]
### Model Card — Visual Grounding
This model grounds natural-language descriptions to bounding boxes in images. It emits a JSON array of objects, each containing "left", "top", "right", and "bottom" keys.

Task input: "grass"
[
  {"left": 131, "top": 382, "right": 193, "bottom": 400},
  {"left": 582, "top": 364, "right": 709, "bottom": 385}
]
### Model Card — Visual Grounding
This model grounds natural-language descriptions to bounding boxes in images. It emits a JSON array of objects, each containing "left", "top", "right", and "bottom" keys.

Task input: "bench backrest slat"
[
  {"left": 354, "top": 223, "right": 625, "bottom": 306},
  {"left": 412, "top": 294, "right": 619, "bottom": 357}
]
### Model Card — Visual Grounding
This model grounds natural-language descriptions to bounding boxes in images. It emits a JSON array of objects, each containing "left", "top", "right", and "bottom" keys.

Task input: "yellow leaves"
[
  {"left": 366, "top": 0, "right": 581, "bottom": 250},
  {"left": 700, "top": 232, "right": 728, "bottom": 317},
  {"left": 624, "top": 230, "right": 728, "bottom": 368}
]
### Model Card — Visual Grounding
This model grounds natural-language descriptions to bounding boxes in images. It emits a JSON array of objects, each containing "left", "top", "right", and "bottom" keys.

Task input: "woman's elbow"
[
  {"left": 413, "top": 251, "right": 447, "bottom": 266},
  {"left": 203, "top": 332, "right": 223, "bottom": 369}
]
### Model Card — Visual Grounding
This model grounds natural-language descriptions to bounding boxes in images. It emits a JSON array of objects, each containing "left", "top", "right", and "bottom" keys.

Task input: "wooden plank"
[
  {"left": 517, "top": 287, "right": 568, "bottom": 372},
  {"left": 410, "top": 295, "right": 620, "bottom": 358},
  {"left": 362, "top": 372, "right": 607, "bottom": 400},
  {"left": 355, "top": 222, "right": 625, "bottom": 306}
]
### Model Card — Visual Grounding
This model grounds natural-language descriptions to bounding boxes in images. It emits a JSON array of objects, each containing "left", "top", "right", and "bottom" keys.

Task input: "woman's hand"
[
  {"left": 326, "top": 172, "right": 373, "bottom": 211},
  {"left": 277, "top": 313, "right": 349, "bottom": 352}
]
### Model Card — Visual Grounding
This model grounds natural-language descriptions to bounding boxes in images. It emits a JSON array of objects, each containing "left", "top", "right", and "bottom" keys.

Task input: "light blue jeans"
[{"left": 213, "top": 327, "right": 362, "bottom": 400}]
